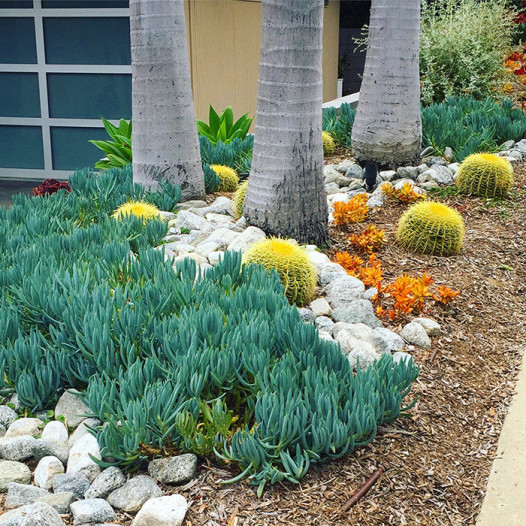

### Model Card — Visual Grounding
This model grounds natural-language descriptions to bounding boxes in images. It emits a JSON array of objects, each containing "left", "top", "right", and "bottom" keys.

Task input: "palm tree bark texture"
[
  {"left": 244, "top": 0, "right": 329, "bottom": 246},
  {"left": 351, "top": 0, "right": 422, "bottom": 166},
  {"left": 130, "top": 0, "right": 205, "bottom": 199}
]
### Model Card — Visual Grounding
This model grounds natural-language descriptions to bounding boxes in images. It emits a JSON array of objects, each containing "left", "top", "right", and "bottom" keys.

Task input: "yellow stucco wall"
[{"left": 185, "top": 0, "right": 340, "bottom": 123}]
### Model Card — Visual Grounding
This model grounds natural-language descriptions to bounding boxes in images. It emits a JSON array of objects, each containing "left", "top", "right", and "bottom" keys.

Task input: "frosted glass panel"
[
  {"left": 0, "top": 73, "right": 40, "bottom": 117},
  {"left": 0, "top": 126, "right": 44, "bottom": 169},
  {"left": 44, "top": 17, "right": 130, "bottom": 65},
  {"left": 0, "top": 18, "right": 37, "bottom": 64},
  {"left": 51, "top": 126, "right": 110, "bottom": 171},
  {"left": 47, "top": 73, "right": 131, "bottom": 119}
]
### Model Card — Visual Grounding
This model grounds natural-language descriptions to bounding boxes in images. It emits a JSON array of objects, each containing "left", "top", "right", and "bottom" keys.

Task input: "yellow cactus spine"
[
  {"left": 322, "top": 131, "right": 336, "bottom": 157},
  {"left": 210, "top": 164, "right": 240, "bottom": 192},
  {"left": 233, "top": 180, "right": 248, "bottom": 219},
  {"left": 243, "top": 237, "right": 318, "bottom": 306},
  {"left": 397, "top": 201, "right": 465, "bottom": 256},
  {"left": 456, "top": 153, "right": 513, "bottom": 198},
  {"left": 112, "top": 201, "right": 160, "bottom": 220}
]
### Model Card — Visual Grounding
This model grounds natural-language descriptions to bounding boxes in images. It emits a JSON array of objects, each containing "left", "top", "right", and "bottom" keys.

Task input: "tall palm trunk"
[
  {"left": 351, "top": 0, "right": 422, "bottom": 166},
  {"left": 244, "top": 0, "right": 328, "bottom": 246},
  {"left": 130, "top": 0, "right": 205, "bottom": 199}
]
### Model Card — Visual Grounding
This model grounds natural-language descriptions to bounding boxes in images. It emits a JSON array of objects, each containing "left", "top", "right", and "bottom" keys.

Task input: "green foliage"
[
  {"left": 197, "top": 106, "right": 253, "bottom": 145},
  {"left": 397, "top": 201, "right": 465, "bottom": 256},
  {"left": 456, "top": 153, "right": 514, "bottom": 198},
  {"left": 0, "top": 184, "right": 418, "bottom": 492},
  {"left": 422, "top": 97, "right": 526, "bottom": 162},
  {"left": 89, "top": 117, "right": 132, "bottom": 170},
  {"left": 199, "top": 135, "right": 254, "bottom": 174},
  {"left": 322, "top": 104, "right": 356, "bottom": 148},
  {"left": 420, "top": 0, "right": 515, "bottom": 105}
]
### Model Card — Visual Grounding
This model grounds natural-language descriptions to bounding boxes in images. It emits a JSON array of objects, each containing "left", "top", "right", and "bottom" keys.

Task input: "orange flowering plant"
[
  {"left": 333, "top": 252, "right": 460, "bottom": 320},
  {"left": 381, "top": 182, "right": 426, "bottom": 204},
  {"left": 332, "top": 193, "right": 369, "bottom": 226},
  {"left": 349, "top": 225, "right": 386, "bottom": 253}
]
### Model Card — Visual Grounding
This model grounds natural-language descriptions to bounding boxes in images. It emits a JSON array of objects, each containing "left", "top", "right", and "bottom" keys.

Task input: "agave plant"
[
  {"left": 197, "top": 106, "right": 253, "bottom": 145},
  {"left": 89, "top": 117, "right": 132, "bottom": 170}
]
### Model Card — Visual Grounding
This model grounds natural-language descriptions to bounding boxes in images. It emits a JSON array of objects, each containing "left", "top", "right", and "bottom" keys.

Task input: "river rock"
[
  {"left": 131, "top": 494, "right": 188, "bottom": 526},
  {"left": 413, "top": 317, "right": 441, "bottom": 336},
  {"left": 372, "top": 327, "right": 405, "bottom": 354},
  {"left": 41, "top": 422, "right": 68, "bottom": 444},
  {"left": 66, "top": 433, "right": 101, "bottom": 482},
  {"left": 0, "top": 502, "right": 65, "bottom": 526},
  {"left": 148, "top": 453, "right": 197, "bottom": 485},
  {"left": 0, "top": 436, "right": 37, "bottom": 461},
  {"left": 84, "top": 467, "right": 126, "bottom": 500},
  {"left": 5, "top": 418, "right": 43, "bottom": 439},
  {"left": 36, "top": 492, "right": 77, "bottom": 514},
  {"left": 107, "top": 475, "right": 162, "bottom": 513},
  {"left": 5, "top": 483, "right": 48, "bottom": 509},
  {"left": 54, "top": 390, "right": 90, "bottom": 429},
  {"left": 52, "top": 472, "right": 90, "bottom": 499},
  {"left": 0, "top": 406, "right": 18, "bottom": 429},
  {"left": 0, "top": 461, "right": 32, "bottom": 492},
  {"left": 70, "top": 499, "right": 117, "bottom": 525},
  {"left": 400, "top": 322, "right": 432, "bottom": 348},
  {"left": 332, "top": 300, "right": 382, "bottom": 328}
]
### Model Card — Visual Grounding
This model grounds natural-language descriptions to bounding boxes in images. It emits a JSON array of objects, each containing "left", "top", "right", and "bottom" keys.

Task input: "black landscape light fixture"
[{"left": 364, "top": 162, "right": 378, "bottom": 191}]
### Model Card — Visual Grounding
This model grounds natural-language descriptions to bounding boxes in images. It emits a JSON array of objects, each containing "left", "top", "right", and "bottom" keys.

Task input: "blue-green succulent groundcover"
[{"left": 0, "top": 167, "right": 418, "bottom": 494}]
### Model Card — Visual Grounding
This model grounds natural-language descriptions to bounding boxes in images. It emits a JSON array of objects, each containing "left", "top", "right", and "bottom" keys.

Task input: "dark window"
[
  {"left": 0, "top": 18, "right": 37, "bottom": 63},
  {"left": 0, "top": 126, "right": 44, "bottom": 169},
  {"left": 42, "top": 1, "right": 128, "bottom": 7},
  {"left": 51, "top": 126, "right": 109, "bottom": 170},
  {"left": 47, "top": 73, "right": 131, "bottom": 119},
  {"left": 0, "top": 73, "right": 40, "bottom": 117},
  {"left": 44, "top": 17, "right": 130, "bottom": 65},
  {"left": 0, "top": 1, "right": 33, "bottom": 7}
]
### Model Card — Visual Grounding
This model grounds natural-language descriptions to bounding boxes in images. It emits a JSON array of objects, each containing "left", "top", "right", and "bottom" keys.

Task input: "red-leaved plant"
[{"left": 33, "top": 179, "right": 71, "bottom": 197}]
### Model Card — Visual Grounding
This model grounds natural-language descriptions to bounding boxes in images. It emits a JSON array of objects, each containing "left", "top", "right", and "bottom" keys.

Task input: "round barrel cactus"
[
  {"left": 456, "top": 153, "right": 513, "bottom": 198},
  {"left": 210, "top": 164, "right": 239, "bottom": 192},
  {"left": 322, "top": 131, "right": 336, "bottom": 156},
  {"left": 243, "top": 237, "right": 317, "bottom": 305},
  {"left": 397, "top": 201, "right": 465, "bottom": 256},
  {"left": 233, "top": 180, "right": 248, "bottom": 219}
]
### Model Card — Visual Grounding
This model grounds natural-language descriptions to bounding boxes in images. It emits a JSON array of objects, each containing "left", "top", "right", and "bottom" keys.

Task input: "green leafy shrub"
[
  {"left": 397, "top": 201, "right": 465, "bottom": 256},
  {"left": 197, "top": 106, "right": 253, "bottom": 145},
  {"left": 0, "top": 176, "right": 418, "bottom": 494},
  {"left": 456, "top": 153, "right": 514, "bottom": 198},
  {"left": 89, "top": 117, "right": 132, "bottom": 170},
  {"left": 243, "top": 238, "right": 317, "bottom": 306},
  {"left": 420, "top": 0, "right": 516, "bottom": 105}
]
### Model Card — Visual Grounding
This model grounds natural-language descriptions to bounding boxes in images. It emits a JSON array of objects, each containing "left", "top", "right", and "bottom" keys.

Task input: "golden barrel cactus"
[
  {"left": 397, "top": 201, "right": 465, "bottom": 256},
  {"left": 210, "top": 164, "right": 240, "bottom": 192},
  {"left": 233, "top": 180, "right": 248, "bottom": 219},
  {"left": 243, "top": 238, "right": 317, "bottom": 306},
  {"left": 112, "top": 201, "right": 160, "bottom": 221},
  {"left": 322, "top": 131, "right": 336, "bottom": 157},
  {"left": 456, "top": 153, "right": 513, "bottom": 198}
]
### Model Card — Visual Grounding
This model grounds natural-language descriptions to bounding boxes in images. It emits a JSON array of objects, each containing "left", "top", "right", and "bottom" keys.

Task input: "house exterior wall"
[{"left": 0, "top": 0, "right": 339, "bottom": 180}]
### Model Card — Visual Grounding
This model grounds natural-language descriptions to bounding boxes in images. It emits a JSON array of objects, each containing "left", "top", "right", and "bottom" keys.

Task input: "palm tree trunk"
[
  {"left": 351, "top": 0, "right": 422, "bottom": 166},
  {"left": 130, "top": 0, "right": 205, "bottom": 199},
  {"left": 244, "top": 0, "right": 328, "bottom": 246}
]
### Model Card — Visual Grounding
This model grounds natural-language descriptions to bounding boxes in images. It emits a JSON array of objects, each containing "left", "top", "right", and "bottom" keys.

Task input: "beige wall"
[{"left": 185, "top": 0, "right": 340, "bottom": 123}]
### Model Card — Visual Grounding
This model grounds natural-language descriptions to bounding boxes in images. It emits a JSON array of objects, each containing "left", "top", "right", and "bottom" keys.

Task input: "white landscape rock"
[
  {"left": 226, "top": 226, "right": 266, "bottom": 253},
  {"left": 323, "top": 275, "right": 365, "bottom": 308},
  {"left": 107, "top": 475, "right": 162, "bottom": 513},
  {"left": 332, "top": 322, "right": 373, "bottom": 343},
  {"left": 171, "top": 210, "right": 211, "bottom": 232},
  {"left": 66, "top": 433, "right": 101, "bottom": 482},
  {"left": 34, "top": 456, "right": 64, "bottom": 490},
  {"left": 5, "top": 418, "right": 43, "bottom": 439},
  {"left": 400, "top": 322, "right": 432, "bottom": 349},
  {"left": 54, "top": 390, "right": 90, "bottom": 429},
  {"left": 309, "top": 298, "right": 332, "bottom": 317},
  {"left": 0, "top": 436, "right": 37, "bottom": 462},
  {"left": 331, "top": 300, "right": 382, "bottom": 328},
  {"left": 0, "top": 502, "right": 66, "bottom": 526},
  {"left": 5, "top": 482, "right": 49, "bottom": 509},
  {"left": 132, "top": 494, "right": 189, "bottom": 526},
  {"left": 319, "top": 262, "right": 348, "bottom": 287},
  {"left": 426, "top": 165, "right": 455, "bottom": 185},
  {"left": 41, "top": 422, "right": 68, "bottom": 444},
  {"left": 70, "top": 498, "right": 117, "bottom": 525},
  {"left": 306, "top": 249, "right": 332, "bottom": 274},
  {"left": 67, "top": 419, "right": 99, "bottom": 448},
  {"left": 372, "top": 328, "right": 405, "bottom": 354},
  {"left": 0, "top": 406, "right": 18, "bottom": 429},
  {"left": 314, "top": 316, "right": 335, "bottom": 334},
  {"left": 393, "top": 351, "right": 413, "bottom": 365},
  {"left": 0, "top": 460, "right": 32, "bottom": 491},
  {"left": 413, "top": 317, "right": 441, "bottom": 336},
  {"left": 85, "top": 467, "right": 126, "bottom": 500},
  {"left": 348, "top": 348, "right": 381, "bottom": 370}
]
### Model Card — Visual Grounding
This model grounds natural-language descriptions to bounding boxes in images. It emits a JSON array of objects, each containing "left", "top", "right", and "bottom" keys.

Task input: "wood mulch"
[{"left": 3, "top": 160, "right": 526, "bottom": 526}]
